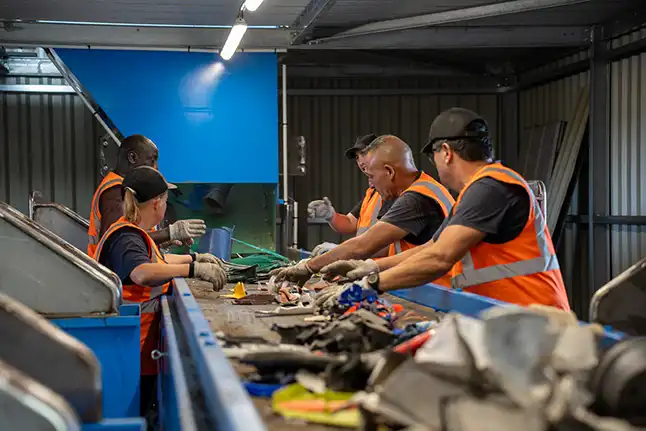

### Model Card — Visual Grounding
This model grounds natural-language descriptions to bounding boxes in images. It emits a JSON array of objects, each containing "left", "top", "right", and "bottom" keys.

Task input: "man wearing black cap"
[
  {"left": 322, "top": 108, "right": 570, "bottom": 311},
  {"left": 307, "top": 134, "right": 394, "bottom": 256}
]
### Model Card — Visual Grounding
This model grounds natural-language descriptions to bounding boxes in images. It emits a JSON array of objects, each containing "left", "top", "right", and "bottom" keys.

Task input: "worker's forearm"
[
  {"left": 308, "top": 237, "right": 374, "bottom": 272},
  {"left": 376, "top": 242, "right": 429, "bottom": 271},
  {"left": 149, "top": 227, "right": 171, "bottom": 245},
  {"left": 164, "top": 254, "right": 193, "bottom": 265},
  {"left": 327, "top": 213, "right": 357, "bottom": 235},
  {"left": 378, "top": 247, "right": 452, "bottom": 292},
  {"left": 130, "top": 263, "right": 190, "bottom": 286}
]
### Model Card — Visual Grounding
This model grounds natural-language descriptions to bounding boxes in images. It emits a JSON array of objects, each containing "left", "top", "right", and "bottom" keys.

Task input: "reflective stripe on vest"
[
  {"left": 95, "top": 218, "right": 170, "bottom": 303},
  {"left": 450, "top": 166, "right": 560, "bottom": 289},
  {"left": 356, "top": 192, "right": 382, "bottom": 236},
  {"left": 392, "top": 178, "right": 454, "bottom": 255},
  {"left": 88, "top": 174, "right": 123, "bottom": 246}
]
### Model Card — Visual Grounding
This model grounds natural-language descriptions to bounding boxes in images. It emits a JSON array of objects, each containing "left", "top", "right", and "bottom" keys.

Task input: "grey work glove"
[
  {"left": 269, "top": 261, "right": 314, "bottom": 286},
  {"left": 307, "top": 197, "right": 336, "bottom": 221},
  {"left": 314, "top": 284, "right": 345, "bottom": 310},
  {"left": 194, "top": 262, "right": 227, "bottom": 291},
  {"left": 169, "top": 219, "right": 207, "bottom": 242},
  {"left": 321, "top": 259, "right": 378, "bottom": 281},
  {"left": 194, "top": 253, "right": 225, "bottom": 268},
  {"left": 311, "top": 242, "right": 338, "bottom": 258}
]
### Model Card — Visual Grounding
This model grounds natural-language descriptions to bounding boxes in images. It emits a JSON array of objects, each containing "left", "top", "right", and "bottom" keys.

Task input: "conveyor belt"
[{"left": 187, "top": 280, "right": 443, "bottom": 430}]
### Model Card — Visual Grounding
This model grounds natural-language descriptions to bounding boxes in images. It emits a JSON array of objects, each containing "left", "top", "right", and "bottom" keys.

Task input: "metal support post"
[{"left": 587, "top": 25, "right": 611, "bottom": 316}]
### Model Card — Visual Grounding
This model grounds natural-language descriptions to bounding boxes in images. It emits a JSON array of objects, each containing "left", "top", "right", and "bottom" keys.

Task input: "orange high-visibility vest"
[
  {"left": 356, "top": 188, "right": 382, "bottom": 237},
  {"left": 450, "top": 163, "right": 570, "bottom": 310},
  {"left": 95, "top": 216, "right": 172, "bottom": 375},
  {"left": 87, "top": 172, "right": 124, "bottom": 258},
  {"left": 388, "top": 172, "right": 455, "bottom": 287}
]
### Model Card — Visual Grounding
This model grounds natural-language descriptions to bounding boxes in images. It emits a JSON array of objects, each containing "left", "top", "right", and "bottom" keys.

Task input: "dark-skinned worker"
[
  {"left": 272, "top": 134, "right": 455, "bottom": 286},
  {"left": 87, "top": 134, "right": 207, "bottom": 258},
  {"left": 308, "top": 134, "right": 394, "bottom": 257},
  {"left": 93, "top": 166, "right": 227, "bottom": 419},
  {"left": 321, "top": 108, "right": 571, "bottom": 311}
]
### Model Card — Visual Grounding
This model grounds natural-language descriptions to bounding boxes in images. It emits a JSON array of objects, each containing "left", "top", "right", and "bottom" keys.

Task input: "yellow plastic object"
[
  {"left": 222, "top": 282, "right": 247, "bottom": 299},
  {"left": 272, "top": 383, "right": 359, "bottom": 428}
]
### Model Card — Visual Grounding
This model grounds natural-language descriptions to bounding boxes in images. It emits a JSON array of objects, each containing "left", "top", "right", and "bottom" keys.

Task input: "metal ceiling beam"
[
  {"left": 290, "top": 0, "right": 338, "bottom": 45},
  {"left": 309, "top": 26, "right": 590, "bottom": 49},
  {"left": 310, "top": 0, "right": 594, "bottom": 43}
]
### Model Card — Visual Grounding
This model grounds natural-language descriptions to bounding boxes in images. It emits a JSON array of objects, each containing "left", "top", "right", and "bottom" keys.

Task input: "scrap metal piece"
[
  {"left": 444, "top": 396, "right": 546, "bottom": 431},
  {"left": 0, "top": 201, "right": 120, "bottom": 316},
  {"left": 233, "top": 294, "right": 275, "bottom": 305},
  {"left": 255, "top": 304, "right": 315, "bottom": 317},
  {"left": 0, "top": 359, "right": 81, "bottom": 431},
  {"left": 0, "top": 292, "right": 102, "bottom": 422}
]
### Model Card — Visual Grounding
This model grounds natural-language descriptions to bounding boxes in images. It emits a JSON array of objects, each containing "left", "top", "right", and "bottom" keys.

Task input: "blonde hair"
[{"left": 123, "top": 188, "right": 142, "bottom": 224}]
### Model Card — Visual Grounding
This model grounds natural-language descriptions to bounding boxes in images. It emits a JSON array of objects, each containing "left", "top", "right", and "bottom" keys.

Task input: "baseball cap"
[
  {"left": 344, "top": 133, "right": 378, "bottom": 159},
  {"left": 122, "top": 166, "right": 176, "bottom": 203},
  {"left": 421, "top": 108, "right": 490, "bottom": 154}
]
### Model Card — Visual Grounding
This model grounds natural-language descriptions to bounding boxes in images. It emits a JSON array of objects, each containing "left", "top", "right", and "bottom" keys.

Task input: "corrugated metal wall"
[
  {"left": 518, "top": 54, "right": 590, "bottom": 307},
  {"left": 609, "top": 28, "right": 646, "bottom": 276},
  {"left": 286, "top": 83, "right": 499, "bottom": 249},
  {"left": 0, "top": 76, "right": 101, "bottom": 217}
]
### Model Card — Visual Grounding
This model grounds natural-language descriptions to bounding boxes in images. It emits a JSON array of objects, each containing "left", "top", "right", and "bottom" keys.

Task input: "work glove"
[
  {"left": 169, "top": 219, "right": 207, "bottom": 242},
  {"left": 321, "top": 259, "right": 378, "bottom": 281},
  {"left": 307, "top": 197, "right": 336, "bottom": 221},
  {"left": 311, "top": 242, "right": 338, "bottom": 257},
  {"left": 269, "top": 261, "right": 314, "bottom": 286},
  {"left": 194, "top": 253, "right": 225, "bottom": 268},
  {"left": 315, "top": 277, "right": 378, "bottom": 312},
  {"left": 194, "top": 262, "right": 227, "bottom": 291}
]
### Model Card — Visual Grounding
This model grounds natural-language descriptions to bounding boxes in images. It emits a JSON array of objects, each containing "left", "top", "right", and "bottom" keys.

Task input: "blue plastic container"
[
  {"left": 82, "top": 418, "right": 145, "bottom": 431},
  {"left": 51, "top": 304, "right": 141, "bottom": 418},
  {"left": 198, "top": 227, "right": 233, "bottom": 260}
]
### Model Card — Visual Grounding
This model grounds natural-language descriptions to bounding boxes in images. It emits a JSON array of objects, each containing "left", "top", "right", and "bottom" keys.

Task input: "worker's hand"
[
  {"left": 158, "top": 239, "right": 183, "bottom": 249},
  {"left": 320, "top": 259, "right": 378, "bottom": 281},
  {"left": 307, "top": 197, "right": 336, "bottom": 221},
  {"left": 269, "top": 261, "right": 314, "bottom": 286},
  {"left": 194, "top": 262, "right": 227, "bottom": 291},
  {"left": 169, "top": 219, "right": 207, "bottom": 242},
  {"left": 195, "top": 253, "right": 225, "bottom": 268},
  {"left": 311, "top": 242, "right": 338, "bottom": 257},
  {"left": 315, "top": 278, "right": 378, "bottom": 312}
]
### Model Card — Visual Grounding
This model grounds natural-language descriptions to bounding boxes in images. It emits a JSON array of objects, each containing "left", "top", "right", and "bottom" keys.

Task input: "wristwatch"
[{"left": 366, "top": 272, "right": 384, "bottom": 295}]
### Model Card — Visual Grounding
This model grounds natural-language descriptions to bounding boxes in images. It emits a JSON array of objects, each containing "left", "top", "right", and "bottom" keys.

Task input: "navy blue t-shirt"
[{"left": 98, "top": 227, "right": 152, "bottom": 285}]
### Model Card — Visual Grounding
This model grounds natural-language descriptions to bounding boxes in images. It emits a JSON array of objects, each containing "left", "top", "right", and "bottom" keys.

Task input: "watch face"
[{"left": 368, "top": 273, "right": 379, "bottom": 284}]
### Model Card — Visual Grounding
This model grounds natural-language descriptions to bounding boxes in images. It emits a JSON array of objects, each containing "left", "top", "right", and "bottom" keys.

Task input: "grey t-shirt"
[
  {"left": 381, "top": 191, "right": 446, "bottom": 246},
  {"left": 433, "top": 177, "right": 530, "bottom": 244}
]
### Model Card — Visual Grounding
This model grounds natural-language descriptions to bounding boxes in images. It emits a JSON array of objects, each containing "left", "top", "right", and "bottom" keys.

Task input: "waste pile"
[{"left": 213, "top": 263, "right": 645, "bottom": 430}]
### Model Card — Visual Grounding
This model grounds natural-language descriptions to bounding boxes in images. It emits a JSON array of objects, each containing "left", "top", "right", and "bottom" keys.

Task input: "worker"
[
  {"left": 93, "top": 166, "right": 227, "bottom": 418},
  {"left": 321, "top": 108, "right": 570, "bottom": 310},
  {"left": 308, "top": 134, "right": 394, "bottom": 256},
  {"left": 272, "top": 134, "right": 455, "bottom": 286},
  {"left": 87, "top": 134, "right": 206, "bottom": 257}
]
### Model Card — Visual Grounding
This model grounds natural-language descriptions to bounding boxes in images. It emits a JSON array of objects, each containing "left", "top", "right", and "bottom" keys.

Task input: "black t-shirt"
[
  {"left": 98, "top": 227, "right": 152, "bottom": 285},
  {"left": 380, "top": 191, "right": 446, "bottom": 246},
  {"left": 433, "top": 177, "right": 530, "bottom": 244},
  {"left": 349, "top": 189, "right": 393, "bottom": 220}
]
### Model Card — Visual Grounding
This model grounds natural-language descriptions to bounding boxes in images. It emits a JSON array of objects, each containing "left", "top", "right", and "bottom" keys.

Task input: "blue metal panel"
[
  {"left": 82, "top": 418, "right": 145, "bottom": 431},
  {"left": 51, "top": 304, "right": 141, "bottom": 418},
  {"left": 172, "top": 278, "right": 265, "bottom": 431},
  {"left": 54, "top": 49, "right": 279, "bottom": 184},
  {"left": 159, "top": 296, "right": 199, "bottom": 431}
]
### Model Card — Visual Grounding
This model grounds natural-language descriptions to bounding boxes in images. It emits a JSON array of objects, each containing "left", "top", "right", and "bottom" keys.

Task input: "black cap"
[
  {"left": 122, "top": 166, "right": 176, "bottom": 203},
  {"left": 344, "top": 133, "right": 378, "bottom": 159},
  {"left": 422, "top": 108, "right": 489, "bottom": 154}
]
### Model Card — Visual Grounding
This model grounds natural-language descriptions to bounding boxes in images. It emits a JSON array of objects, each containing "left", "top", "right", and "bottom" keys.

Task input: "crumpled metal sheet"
[{"left": 444, "top": 396, "right": 547, "bottom": 431}]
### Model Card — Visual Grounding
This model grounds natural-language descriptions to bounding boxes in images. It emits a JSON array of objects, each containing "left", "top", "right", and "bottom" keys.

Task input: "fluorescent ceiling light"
[
  {"left": 220, "top": 18, "right": 248, "bottom": 60},
  {"left": 34, "top": 19, "right": 278, "bottom": 29},
  {"left": 244, "top": 0, "right": 265, "bottom": 12}
]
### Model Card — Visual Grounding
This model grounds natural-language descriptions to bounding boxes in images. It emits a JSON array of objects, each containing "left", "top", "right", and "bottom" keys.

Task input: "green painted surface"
[{"left": 167, "top": 183, "right": 276, "bottom": 254}]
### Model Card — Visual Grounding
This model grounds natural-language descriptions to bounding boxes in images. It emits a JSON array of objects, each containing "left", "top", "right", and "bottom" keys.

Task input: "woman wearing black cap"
[{"left": 93, "top": 166, "right": 227, "bottom": 418}]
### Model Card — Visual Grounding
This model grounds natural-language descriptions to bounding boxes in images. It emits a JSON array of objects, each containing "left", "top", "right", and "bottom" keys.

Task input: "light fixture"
[
  {"left": 220, "top": 17, "right": 248, "bottom": 60},
  {"left": 243, "top": 0, "right": 265, "bottom": 12}
]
